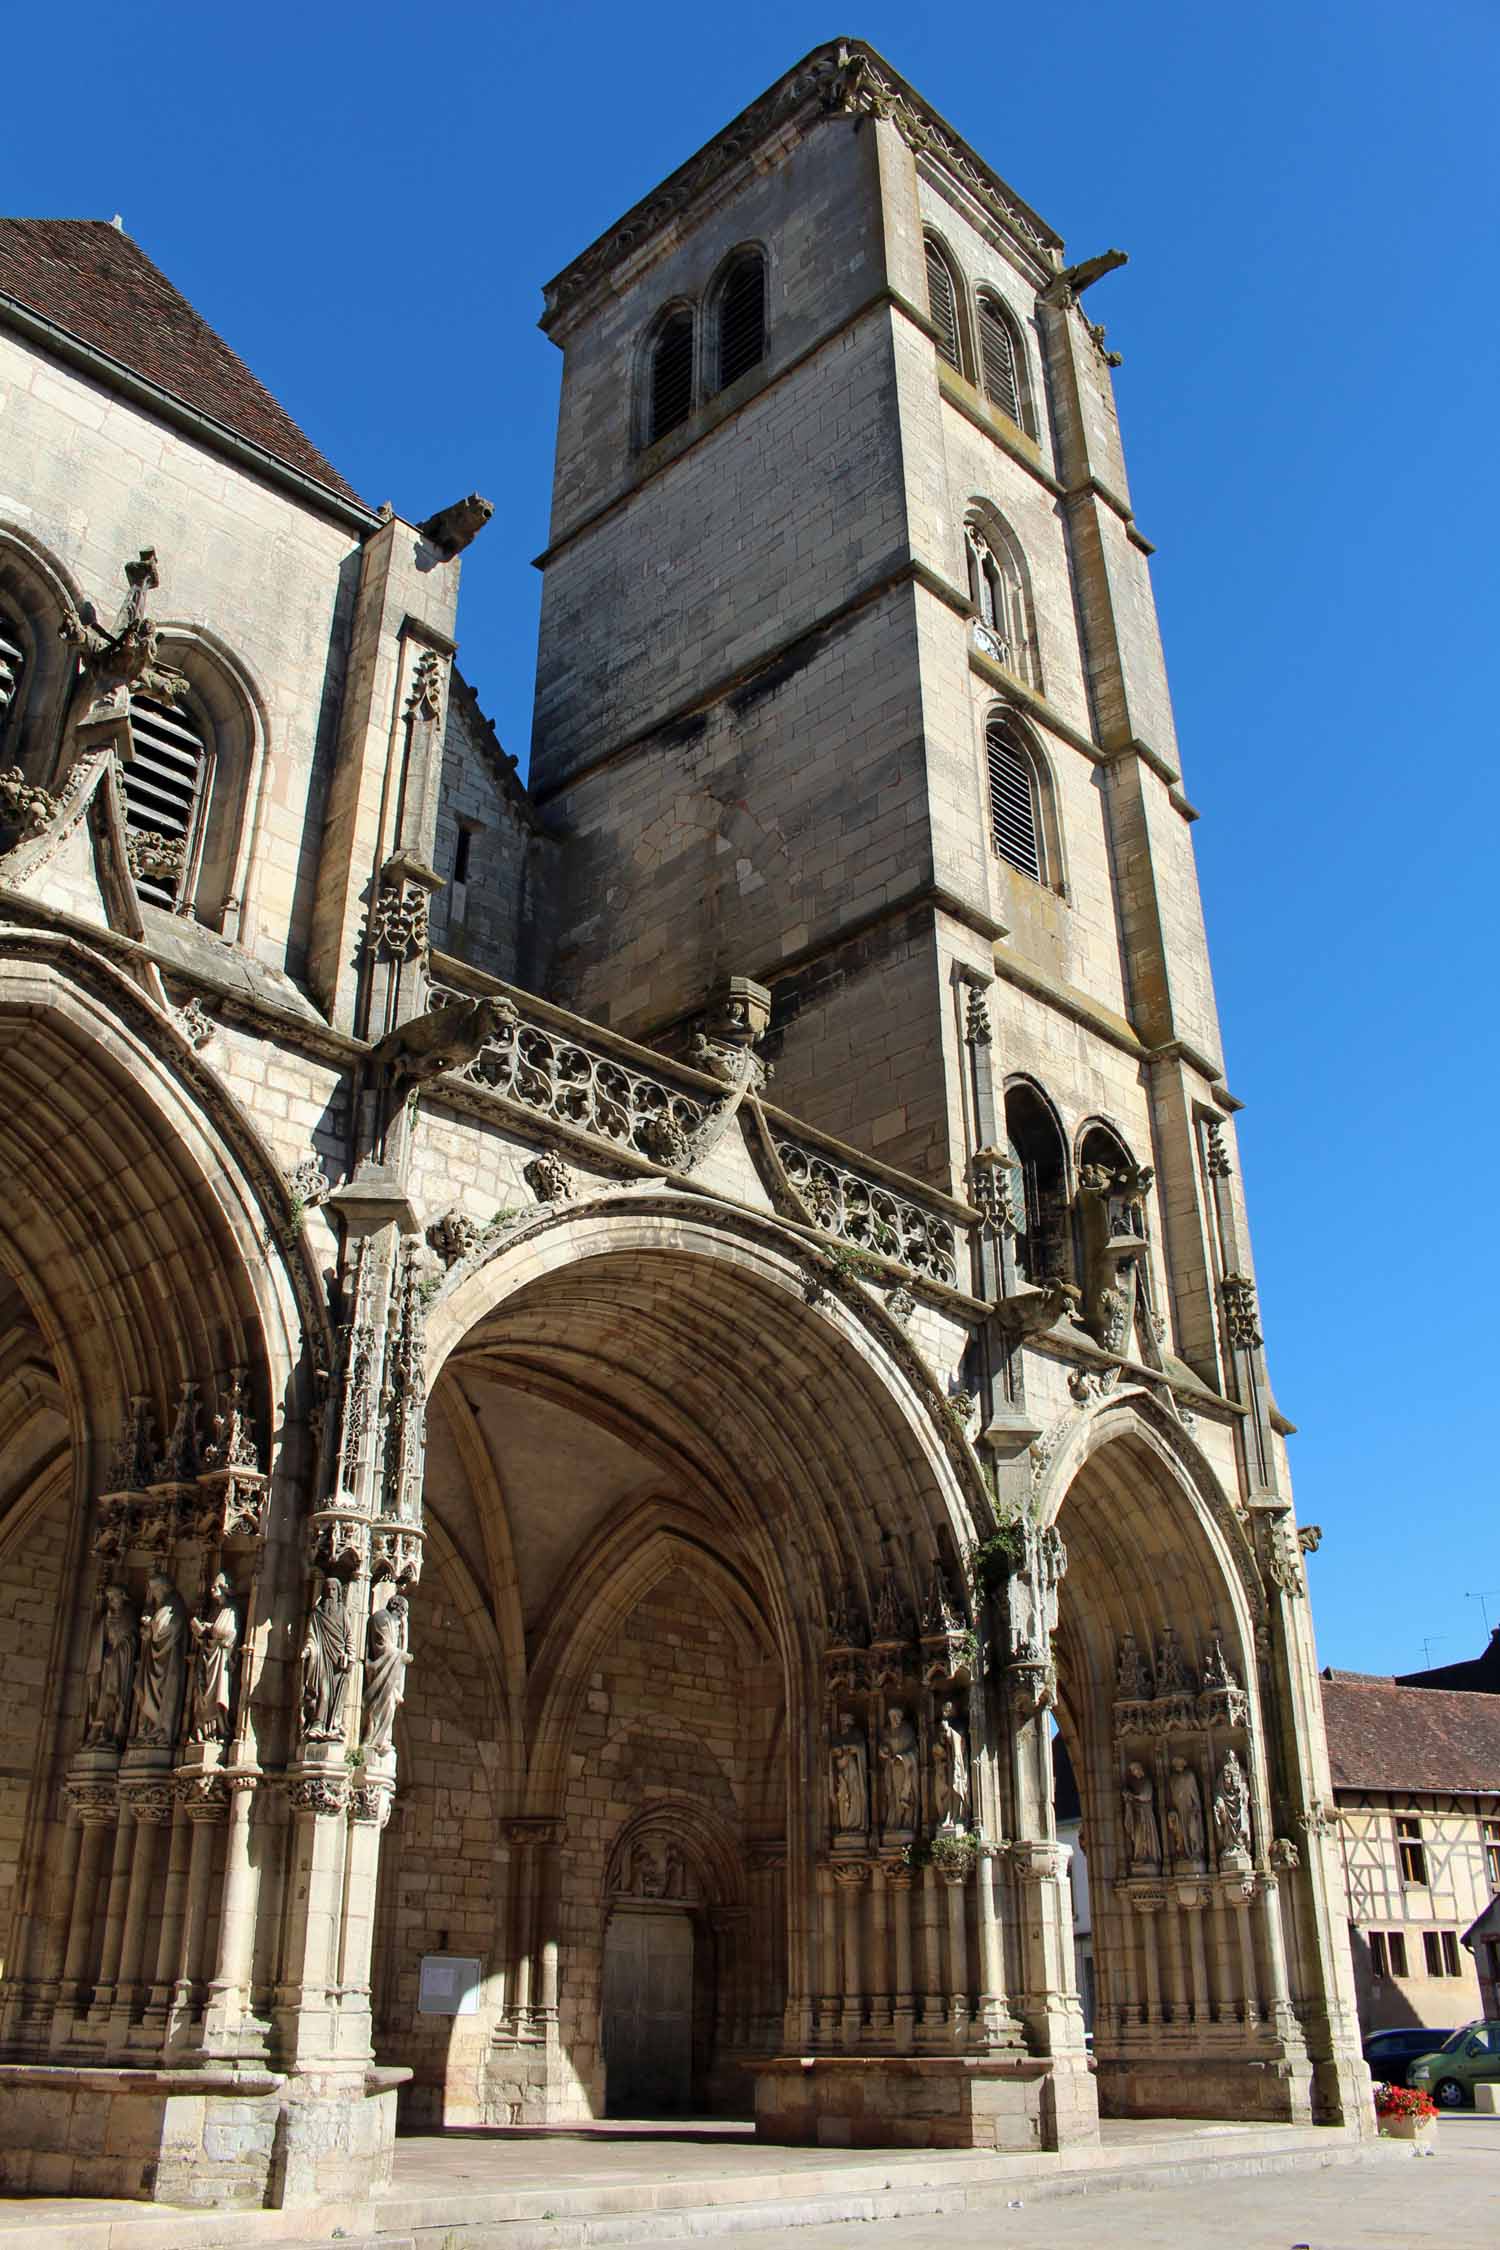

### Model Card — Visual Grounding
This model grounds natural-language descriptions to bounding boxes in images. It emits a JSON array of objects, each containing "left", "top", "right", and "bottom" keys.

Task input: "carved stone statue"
[
  {"left": 829, "top": 1709, "right": 869, "bottom": 1834},
  {"left": 1115, "top": 1633, "right": 1151, "bottom": 1700},
  {"left": 186, "top": 1573, "right": 241, "bottom": 1744},
  {"left": 1077, "top": 1158, "right": 1153, "bottom": 1354},
  {"left": 300, "top": 1572, "right": 354, "bottom": 1742},
  {"left": 1201, "top": 1634, "right": 1238, "bottom": 1692},
  {"left": 1120, "top": 1760, "right": 1161, "bottom": 1870},
  {"left": 1213, "top": 1749, "right": 1252, "bottom": 1861},
  {"left": 84, "top": 1582, "right": 138, "bottom": 1748},
  {"left": 1156, "top": 1627, "right": 1191, "bottom": 1694},
  {"left": 360, "top": 1593, "right": 410, "bottom": 1754},
  {"left": 1166, "top": 1756, "right": 1205, "bottom": 1865},
  {"left": 1038, "top": 1525, "right": 1066, "bottom": 1640},
  {"left": 131, "top": 1574, "right": 189, "bottom": 1749},
  {"left": 932, "top": 1699, "right": 970, "bottom": 1829},
  {"left": 879, "top": 1705, "right": 920, "bottom": 1832}
]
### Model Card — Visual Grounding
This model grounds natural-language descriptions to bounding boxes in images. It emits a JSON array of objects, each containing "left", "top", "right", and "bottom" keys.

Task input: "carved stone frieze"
[
  {"left": 776, "top": 1137, "right": 958, "bottom": 1285},
  {"left": 289, "top": 1775, "right": 347, "bottom": 1818},
  {"left": 347, "top": 1781, "right": 393, "bottom": 1827}
]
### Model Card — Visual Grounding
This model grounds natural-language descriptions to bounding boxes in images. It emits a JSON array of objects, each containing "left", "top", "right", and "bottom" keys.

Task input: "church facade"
[{"left": 0, "top": 38, "right": 1368, "bottom": 2210}]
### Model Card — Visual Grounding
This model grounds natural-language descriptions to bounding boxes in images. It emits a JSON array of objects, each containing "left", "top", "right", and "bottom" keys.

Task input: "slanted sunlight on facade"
[{"left": 0, "top": 37, "right": 1370, "bottom": 2211}]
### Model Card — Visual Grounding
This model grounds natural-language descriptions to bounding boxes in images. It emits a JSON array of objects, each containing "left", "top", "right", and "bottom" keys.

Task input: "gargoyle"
[
  {"left": 417, "top": 495, "right": 493, "bottom": 560},
  {"left": 993, "top": 1276, "right": 1081, "bottom": 1340},
  {"left": 1047, "top": 249, "right": 1128, "bottom": 306},
  {"left": 370, "top": 993, "right": 515, "bottom": 1090}
]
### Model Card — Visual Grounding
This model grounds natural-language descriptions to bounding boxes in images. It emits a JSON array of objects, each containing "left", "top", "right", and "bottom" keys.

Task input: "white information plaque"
[{"left": 417, "top": 1954, "right": 481, "bottom": 2016}]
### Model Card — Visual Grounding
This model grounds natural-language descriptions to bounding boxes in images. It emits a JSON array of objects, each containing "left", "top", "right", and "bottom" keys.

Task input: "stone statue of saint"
[
  {"left": 187, "top": 1572, "right": 241, "bottom": 1743},
  {"left": 1166, "top": 1756, "right": 1205, "bottom": 1864},
  {"left": 829, "top": 1710, "right": 869, "bottom": 1833},
  {"left": 300, "top": 1572, "right": 353, "bottom": 1742},
  {"left": 1120, "top": 1760, "right": 1161, "bottom": 1869},
  {"left": 932, "top": 1699, "right": 970, "bottom": 1829},
  {"left": 1115, "top": 1633, "right": 1151, "bottom": 1700},
  {"left": 131, "top": 1574, "right": 189, "bottom": 1749},
  {"left": 84, "top": 1582, "right": 138, "bottom": 1748},
  {"left": 1213, "top": 1749, "right": 1252, "bottom": 1860},
  {"left": 879, "top": 1704, "right": 920, "bottom": 1831},
  {"left": 1038, "top": 1525, "right": 1066, "bottom": 1640},
  {"left": 360, "top": 1593, "right": 410, "bottom": 1754}
]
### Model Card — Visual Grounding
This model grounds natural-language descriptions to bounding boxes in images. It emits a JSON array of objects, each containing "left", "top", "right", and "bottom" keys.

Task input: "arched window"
[
  {"left": 976, "top": 292, "right": 1027, "bottom": 427},
  {"left": 1005, "top": 1081, "right": 1069, "bottom": 1288},
  {"left": 648, "top": 309, "right": 695, "bottom": 444},
  {"left": 924, "top": 234, "right": 964, "bottom": 374},
  {"left": 123, "top": 689, "right": 210, "bottom": 910},
  {"left": 0, "top": 605, "right": 26, "bottom": 758},
  {"left": 714, "top": 251, "right": 766, "bottom": 391},
  {"left": 965, "top": 516, "right": 1038, "bottom": 687},
  {"left": 985, "top": 716, "right": 1044, "bottom": 883}
]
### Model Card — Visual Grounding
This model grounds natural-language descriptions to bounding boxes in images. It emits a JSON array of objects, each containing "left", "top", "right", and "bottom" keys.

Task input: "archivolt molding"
[
  {"left": 425, "top": 1189, "right": 995, "bottom": 1545},
  {"left": 1034, "top": 1384, "right": 1266, "bottom": 1628},
  {"left": 0, "top": 926, "right": 333, "bottom": 1397}
]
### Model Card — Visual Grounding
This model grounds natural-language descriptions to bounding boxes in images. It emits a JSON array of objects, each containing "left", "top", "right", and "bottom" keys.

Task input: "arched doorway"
[
  {"left": 1042, "top": 1400, "right": 1311, "bottom": 2123},
  {"left": 373, "top": 1197, "right": 983, "bottom": 2130}
]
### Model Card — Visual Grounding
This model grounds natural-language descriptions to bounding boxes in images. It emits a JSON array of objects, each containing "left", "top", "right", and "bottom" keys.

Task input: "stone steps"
[{"left": 0, "top": 2127, "right": 1407, "bottom": 2250}]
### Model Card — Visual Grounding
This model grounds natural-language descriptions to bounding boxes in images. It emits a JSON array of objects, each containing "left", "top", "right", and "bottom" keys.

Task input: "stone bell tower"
[{"left": 531, "top": 38, "right": 1219, "bottom": 1219}]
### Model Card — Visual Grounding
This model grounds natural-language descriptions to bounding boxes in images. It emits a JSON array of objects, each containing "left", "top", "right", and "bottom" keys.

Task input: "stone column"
[
  {"left": 1134, "top": 1891, "right": 1164, "bottom": 2026},
  {"left": 176, "top": 1774, "right": 229, "bottom": 2029},
  {"left": 815, "top": 1863, "right": 838, "bottom": 2045},
  {"left": 199, "top": 1770, "right": 262, "bottom": 2049},
  {"left": 833, "top": 1861, "right": 868, "bottom": 2049},
  {"left": 534, "top": 1826, "right": 564, "bottom": 2029},
  {"left": 868, "top": 1862, "right": 891, "bottom": 2037},
  {"left": 275, "top": 1772, "right": 347, "bottom": 2063},
  {"left": 88, "top": 1806, "right": 137, "bottom": 2020},
  {"left": 336, "top": 1771, "right": 395, "bottom": 2062},
  {"left": 505, "top": 1821, "right": 538, "bottom": 2035},
  {"left": 110, "top": 1780, "right": 175, "bottom": 2050},
  {"left": 1180, "top": 1885, "right": 1212, "bottom": 2025},
  {"left": 918, "top": 1866, "right": 945, "bottom": 2032},
  {"left": 56, "top": 1790, "right": 114, "bottom": 2029},
  {"left": 886, "top": 1860, "right": 915, "bottom": 2046},
  {"left": 975, "top": 1843, "right": 1010, "bottom": 2044},
  {"left": 144, "top": 1801, "right": 194, "bottom": 2034},
  {"left": 1257, "top": 1874, "right": 1297, "bottom": 2038},
  {"left": 1229, "top": 1879, "right": 1260, "bottom": 2023}
]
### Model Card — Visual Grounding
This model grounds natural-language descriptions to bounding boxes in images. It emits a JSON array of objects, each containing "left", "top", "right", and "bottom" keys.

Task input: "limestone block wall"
[
  {"left": 428, "top": 676, "right": 537, "bottom": 987},
  {"left": 373, "top": 1562, "right": 507, "bottom": 2124},
  {"left": 0, "top": 333, "right": 362, "bottom": 981},
  {"left": 0, "top": 1483, "right": 69, "bottom": 1977}
]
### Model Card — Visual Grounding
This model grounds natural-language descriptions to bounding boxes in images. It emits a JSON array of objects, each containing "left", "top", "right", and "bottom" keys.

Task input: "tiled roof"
[
  {"left": 1397, "top": 1628, "right": 1500, "bottom": 1697},
  {"left": 1321, "top": 1674, "right": 1500, "bottom": 1796},
  {"left": 0, "top": 220, "right": 361, "bottom": 505}
]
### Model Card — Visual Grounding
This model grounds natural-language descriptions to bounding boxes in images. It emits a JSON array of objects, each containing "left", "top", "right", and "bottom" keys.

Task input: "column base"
[
  {"left": 1095, "top": 2038, "right": 1315, "bottom": 2125},
  {"left": 751, "top": 2053, "right": 1100, "bottom": 2151},
  {"left": 0, "top": 2062, "right": 410, "bottom": 2207}
]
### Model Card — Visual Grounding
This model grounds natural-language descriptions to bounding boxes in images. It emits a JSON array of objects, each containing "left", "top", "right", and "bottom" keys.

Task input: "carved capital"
[
  {"left": 178, "top": 1773, "right": 227, "bottom": 1822},
  {"left": 348, "top": 1780, "right": 393, "bottom": 1827},
  {"left": 289, "top": 1775, "right": 347, "bottom": 1818},
  {"left": 64, "top": 1780, "right": 119, "bottom": 1827}
]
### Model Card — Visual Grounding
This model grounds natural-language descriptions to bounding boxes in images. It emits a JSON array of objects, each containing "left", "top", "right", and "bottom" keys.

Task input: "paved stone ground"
[{"left": 697, "top": 2118, "right": 1499, "bottom": 2249}]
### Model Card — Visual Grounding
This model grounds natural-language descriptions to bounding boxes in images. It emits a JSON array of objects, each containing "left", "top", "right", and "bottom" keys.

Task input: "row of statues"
[
  {"left": 84, "top": 1573, "right": 240, "bottom": 1751},
  {"left": 83, "top": 1569, "right": 412, "bottom": 1760},
  {"left": 830, "top": 1699, "right": 970, "bottom": 1836},
  {"left": 1121, "top": 1748, "right": 1252, "bottom": 1871},
  {"left": 1116, "top": 1627, "right": 1240, "bottom": 1702},
  {"left": 300, "top": 1574, "right": 409, "bottom": 1754}
]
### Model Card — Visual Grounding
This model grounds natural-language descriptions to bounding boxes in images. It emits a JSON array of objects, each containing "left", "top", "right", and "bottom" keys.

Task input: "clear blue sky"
[{"left": 7, "top": 4, "right": 1496, "bottom": 1675}]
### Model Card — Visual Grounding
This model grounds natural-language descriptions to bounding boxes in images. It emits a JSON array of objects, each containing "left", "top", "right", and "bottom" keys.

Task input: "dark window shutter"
[
  {"left": 125, "top": 692, "right": 207, "bottom": 907},
  {"left": 717, "top": 255, "right": 766, "bottom": 390},
  {"left": 0, "top": 612, "right": 24, "bottom": 730},
  {"left": 986, "top": 719, "right": 1041, "bottom": 881},
  {"left": 649, "top": 313, "right": 695, "bottom": 443},
  {"left": 978, "top": 297, "right": 1022, "bottom": 422},
  {"left": 925, "top": 239, "right": 961, "bottom": 372}
]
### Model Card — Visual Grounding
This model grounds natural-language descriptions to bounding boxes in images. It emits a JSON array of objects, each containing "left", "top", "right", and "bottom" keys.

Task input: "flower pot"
[{"left": 1380, "top": 2113, "right": 1436, "bottom": 2144}]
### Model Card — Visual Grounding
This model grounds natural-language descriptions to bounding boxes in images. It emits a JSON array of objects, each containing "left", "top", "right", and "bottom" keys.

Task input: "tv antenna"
[
  {"left": 1466, "top": 1589, "right": 1500, "bottom": 1634},
  {"left": 1419, "top": 1636, "right": 1449, "bottom": 1670}
]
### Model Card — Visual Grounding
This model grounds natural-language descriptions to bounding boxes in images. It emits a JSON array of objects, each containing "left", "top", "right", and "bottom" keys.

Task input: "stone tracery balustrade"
[
  {"left": 428, "top": 978, "right": 712, "bottom": 1166},
  {"left": 774, "top": 1138, "right": 959, "bottom": 1287}
]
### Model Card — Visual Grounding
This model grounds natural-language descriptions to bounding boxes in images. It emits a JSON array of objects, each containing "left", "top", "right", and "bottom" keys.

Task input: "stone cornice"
[{"left": 540, "top": 40, "right": 1061, "bottom": 336}]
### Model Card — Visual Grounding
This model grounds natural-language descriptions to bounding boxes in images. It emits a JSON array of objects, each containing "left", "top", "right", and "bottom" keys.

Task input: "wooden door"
[{"left": 602, "top": 1909, "right": 694, "bottom": 2116}]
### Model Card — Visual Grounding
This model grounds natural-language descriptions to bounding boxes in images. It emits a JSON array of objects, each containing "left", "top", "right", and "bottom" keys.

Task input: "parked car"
[
  {"left": 1408, "top": 2021, "right": 1500, "bottom": 2108},
  {"left": 1363, "top": 2025, "right": 1457, "bottom": 2088}
]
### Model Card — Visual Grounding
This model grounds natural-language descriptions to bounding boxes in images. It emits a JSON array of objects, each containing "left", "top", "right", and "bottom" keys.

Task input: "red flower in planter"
[{"left": 1374, "top": 2081, "right": 1438, "bottom": 2121}]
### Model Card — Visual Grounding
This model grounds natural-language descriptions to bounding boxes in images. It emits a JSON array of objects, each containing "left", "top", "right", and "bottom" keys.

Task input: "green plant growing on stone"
[
  {"left": 929, "top": 1829, "right": 977, "bottom": 1878},
  {"left": 967, "top": 1515, "right": 1028, "bottom": 1601}
]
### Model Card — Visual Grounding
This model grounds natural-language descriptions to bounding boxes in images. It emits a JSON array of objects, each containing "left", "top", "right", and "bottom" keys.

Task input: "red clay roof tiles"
[{"left": 0, "top": 219, "right": 361, "bottom": 505}]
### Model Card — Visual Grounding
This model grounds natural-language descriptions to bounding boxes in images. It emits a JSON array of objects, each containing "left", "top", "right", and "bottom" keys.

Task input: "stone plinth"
[
  {"left": 1095, "top": 2048, "right": 1314, "bottom": 2127},
  {"left": 751, "top": 2054, "right": 1099, "bottom": 2151},
  {"left": 0, "top": 2063, "right": 408, "bottom": 2207}
]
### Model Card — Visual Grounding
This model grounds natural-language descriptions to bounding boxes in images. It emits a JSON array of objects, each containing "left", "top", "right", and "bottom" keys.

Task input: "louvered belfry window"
[
  {"left": 924, "top": 237, "right": 962, "bottom": 373},
  {"left": 0, "top": 610, "right": 25, "bottom": 743},
  {"left": 986, "top": 718, "right": 1042, "bottom": 882},
  {"left": 649, "top": 311, "right": 695, "bottom": 444},
  {"left": 124, "top": 691, "right": 207, "bottom": 908},
  {"left": 716, "top": 254, "right": 766, "bottom": 391},
  {"left": 978, "top": 296, "right": 1022, "bottom": 424}
]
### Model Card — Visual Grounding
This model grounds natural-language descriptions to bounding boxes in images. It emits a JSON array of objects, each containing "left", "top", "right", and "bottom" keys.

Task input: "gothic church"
[{"left": 0, "top": 38, "right": 1368, "bottom": 2210}]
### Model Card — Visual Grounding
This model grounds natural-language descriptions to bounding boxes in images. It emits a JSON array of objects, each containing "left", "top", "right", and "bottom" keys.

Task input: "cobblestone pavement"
[{"left": 697, "top": 2119, "right": 1500, "bottom": 2250}]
